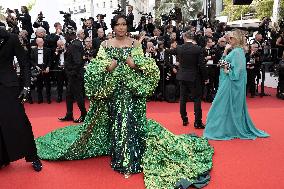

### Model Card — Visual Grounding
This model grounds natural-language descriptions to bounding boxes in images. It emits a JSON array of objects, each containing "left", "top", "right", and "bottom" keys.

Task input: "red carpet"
[{"left": 0, "top": 88, "right": 284, "bottom": 189}]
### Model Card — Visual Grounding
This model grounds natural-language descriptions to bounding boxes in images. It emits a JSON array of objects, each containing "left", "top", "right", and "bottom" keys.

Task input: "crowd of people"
[{"left": 2, "top": 6, "right": 284, "bottom": 107}]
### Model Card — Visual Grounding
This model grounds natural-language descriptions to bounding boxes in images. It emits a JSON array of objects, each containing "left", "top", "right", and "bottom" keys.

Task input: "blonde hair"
[{"left": 229, "top": 29, "right": 247, "bottom": 48}]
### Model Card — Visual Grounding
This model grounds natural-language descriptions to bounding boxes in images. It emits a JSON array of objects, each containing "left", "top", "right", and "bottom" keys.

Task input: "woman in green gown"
[
  {"left": 36, "top": 15, "right": 214, "bottom": 189},
  {"left": 204, "top": 29, "right": 269, "bottom": 140}
]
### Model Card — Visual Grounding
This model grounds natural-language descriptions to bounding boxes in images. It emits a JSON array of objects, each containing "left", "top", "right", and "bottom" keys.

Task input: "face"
[
  {"left": 36, "top": 38, "right": 44, "bottom": 47},
  {"left": 57, "top": 41, "right": 65, "bottom": 49},
  {"left": 36, "top": 31, "right": 45, "bottom": 38},
  {"left": 55, "top": 24, "right": 62, "bottom": 32},
  {"left": 153, "top": 29, "right": 160, "bottom": 36},
  {"left": 86, "top": 20, "right": 92, "bottom": 28},
  {"left": 97, "top": 29, "right": 104, "bottom": 38},
  {"left": 171, "top": 42, "right": 177, "bottom": 49},
  {"left": 84, "top": 38, "right": 92, "bottom": 48},
  {"left": 229, "top": 36, "right": 237, "bottom": 47},
  {"left": 218, "top": 38, "right": 227, "bottom": 47},
  {"left": 171, "top": 33, "right": 176, "bottom": 40},
  {"left": 78, "top": 30, "right": 85, "bottom": 40},
  {"left": 206, "top": 39, "right": 214, "bottom": 47},
  {"left": 251, "top": 44, "right": 258, "bottom": 52},
  {"left": 107, "top": 32, "right": 113, "bottom": 39},
  {"left": 205, "top": 29, "right": 213, "bottom": 37},
  {"left": 114, "top": 17, "right": 127, "bottom": 37}
]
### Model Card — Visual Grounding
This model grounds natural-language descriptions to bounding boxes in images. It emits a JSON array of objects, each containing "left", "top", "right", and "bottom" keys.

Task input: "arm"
[
  {"left": 14, "top": 35, "right": 31, "bottom": 88},
  {"left": 276, "top": 37, "right": 284, "bottom": 47},
  {"left": 226, "top": 49, "right": 244, "bottom": 81},
  {"left": 198, "top": 48, "right": 208, "bottom": 81}
]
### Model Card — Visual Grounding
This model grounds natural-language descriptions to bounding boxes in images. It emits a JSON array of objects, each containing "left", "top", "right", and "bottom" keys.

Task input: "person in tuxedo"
[
  {"left": 0, "top": 26, "right": 42, "bottom": 171},
  {"left": 191, "top": 12, "right": 206, "bottom": 32},
  {"left": 94, "top": 14, "right": 108, "bottom": 31},
  {"left": 92, "top": 28, "right": 105, "bottom": 57},
  {"left": 30, "top": 38, "right": 52, "bottom": 104},
  {"left": 54, "top": 39, "right": 67, "bottom": 103},
  {"left": 165, "top": 31, "right": 208, "bottom": 129},
  {"left": 58, "top": 30, "right": 87, "bottom": 123},
  {"left": 84, "top": 18, "right": 98, "bottom": 40},
  {"left": 126, "top": 5, "right": 134, "bottom": 32},
  {"left": 33, "top": 12, "right": 50, "bottom": 34},
  {"left": 17, "top": 6, "right": 33, "bottom": 40}
]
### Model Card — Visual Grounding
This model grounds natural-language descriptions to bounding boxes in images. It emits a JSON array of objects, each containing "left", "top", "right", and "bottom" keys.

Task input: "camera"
[
  {"left": 112, "top": 4, "right": 124, "bottom": 15},
  {"left": 6, "top": 8, "right": 14, "bottom": 14},
  {"left": 97, "top": 14, "right": 106, "bottom": 19},
  {"left": 59, "top": 11, "right": 71, "bottom": 22},
  {"left": 37, "top": 11, "right": 45, "bottom": 21}
]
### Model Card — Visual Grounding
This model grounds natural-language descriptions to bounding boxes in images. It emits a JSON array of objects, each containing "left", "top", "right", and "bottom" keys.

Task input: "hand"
[
  {"left": 36, "top": 66, "right": 41, "bottom": 71},
  {"left": 224, "top": 67, "right": 229, "bottom": 74},
  {"left": 225, "top": 44, "right": 232, "bottom": 51},
  {"left": 173, "top": 68, "right": 177, "bottom": 74},
  {"left": 45, "top": 67, "right": 50, "bottom": 73},
  {"left": 18, "top": 87, "right": 30, "bottom": 104},
  {"left": 204, "top": 79, "right": 209, "bottom": 85},
  {"left": 206, "top": 56, "right": 212, "bottom": 60},
  {"left": 126, "top": 56, "right": 136, "bottom": 69},
  {"left": 107, "top": 59, "right": 118, "bottom": 72}
]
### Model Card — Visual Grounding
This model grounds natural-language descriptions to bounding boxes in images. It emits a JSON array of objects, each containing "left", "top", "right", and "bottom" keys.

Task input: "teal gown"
[
  {"left": 203, "top": 47, "right": 269, "bottom": 140},
  {"left": 36, "top": 44, "right": 214, "bottom": 189}
]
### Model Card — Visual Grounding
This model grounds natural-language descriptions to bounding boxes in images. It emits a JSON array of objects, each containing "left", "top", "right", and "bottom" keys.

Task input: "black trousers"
[
  {"left": 36, "top": 72, "right": 51, "bottom": 100},
  {"left": 66, "top": 73, "right": 87, "bottom": 117},
  {"left": 179, "top": 80, "right": 202, "bottom": 123},
  {"left": 247, "top": 68, "right": 256, "bottom": 96},
  {"left": 56, "top": 69, "right": 66, "bottom": 97},
  {"left": 0, "top": 85, "right": 38, "bottom": 165}
]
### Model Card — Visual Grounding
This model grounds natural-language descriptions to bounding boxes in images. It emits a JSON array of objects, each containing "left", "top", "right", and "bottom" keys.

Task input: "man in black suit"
[
  {"left": 59, "top": 30, "right": 87, "bottom": 123},
  {"left": 33, "top": 12, "right": 50, "bottom": 34},
  {"left": 0, "top": 26, "right": 42, "bottom": 171},
  {"left": 30, "top": 38, "right": 52, "bottom": 104},
  {"left": 126, "top": 5, "right": 134, "bottom": 32},
  {"left": 92, "top": 28, "right": 105, "bottom": 57},
  {"left": 84, "top": 18, "right": 98, "bottom": 40},
  {"left": 166, "top": 31, "right": 208, "bottom": 129}
]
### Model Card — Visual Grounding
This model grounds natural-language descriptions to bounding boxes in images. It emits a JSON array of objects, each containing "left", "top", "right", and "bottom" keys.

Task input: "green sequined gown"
[{"left": 36, "top": 45, "right": 214, "bottom": 189}]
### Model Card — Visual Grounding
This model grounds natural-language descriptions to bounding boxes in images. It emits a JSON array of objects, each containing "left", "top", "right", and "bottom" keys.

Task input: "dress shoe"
[
  {"left": 56, "top": 96, "right": 62, "bottom": 103},
  {"left": 182, "top": 118, "right": 189, "bottom": 126},
  {"left": 58, "top": 115, "right": 74, "bottom": 121},
  {"left": 47, "top": 98, "right": 51, "bottom": 104},
  {"left": 32, "top": 159, "right": 42, "bottom": 172},
  {"left": 38, "top": 100, "right": 43, "bottom": 104},
  {"left": 74, "top": 116, "right": 85, "bottom": 123},
  {"left": 194, "top": 122, "right": 205, "bottom": 129}
]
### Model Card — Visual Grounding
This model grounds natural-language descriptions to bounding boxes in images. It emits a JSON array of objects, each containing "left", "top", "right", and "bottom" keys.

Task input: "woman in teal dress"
[
  {"left": 36, "top": 15, "right": 214, "bottom": 188},
  {"left": 203, "top": 29, "right": 269, "bottom": 140}
]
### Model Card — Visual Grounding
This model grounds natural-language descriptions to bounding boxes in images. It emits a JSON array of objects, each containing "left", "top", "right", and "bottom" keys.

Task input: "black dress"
[{"left": 0, "top": 28, "right": 38, "bottom": 166}]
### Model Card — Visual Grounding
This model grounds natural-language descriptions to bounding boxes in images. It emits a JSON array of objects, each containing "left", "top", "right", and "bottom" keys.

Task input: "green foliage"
[
  {"left": 222, "top": 0, "right": 284, "bottom": 21},
  {"left": 27, "top": 0, "right": 37, "bottom": 11},
  {"left": 0, "top": 5, "right": 5, "bottom": 21},
  {"left": 155, "top": 0, "right": 202, "bottom": 22}
]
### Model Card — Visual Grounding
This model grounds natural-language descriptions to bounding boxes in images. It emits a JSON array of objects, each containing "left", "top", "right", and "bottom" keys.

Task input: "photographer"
[
  {"left": 16, "top": 6, "right": 33, "bottom": 40},
  {"left": 30, "top": 38, "right": 52, "bottom": 104},
  {"left": 94, "top": 14, "right": 108, "bottom": 31},
  {"left": 62, "top": 13, "right": 77, "bottom": 34},
  {"left": 84, "top": 18, "right": 97, "bottom": 40},
  {"left": 83, "top": 37, "right": 96, "bottom": 65},
  {"left": 54, "top": 39, "right": 67, "bottom": 103},
  {"left": 259, "top": 17, "right": 271, "bottom": 40},
  {"left": 191, "top": 12, "right": 207, "bottom": 32},
  {"left": 93, "top": 28, "right": 105, "bottom": 57},
  {"left": 246, "top": 43, "right": 261, "bottom": 98},
  {"left": 33, "top": 11, "right": 50, "bottom": 34},
  {"left": 276, "top": 30, "right": 284, "bottom": 58},
  {"left": 126, "top": 5, "right": 134, "bottom": 32},
  {"left": 5, "top": 8, "right": 20, "bottom": 34}
]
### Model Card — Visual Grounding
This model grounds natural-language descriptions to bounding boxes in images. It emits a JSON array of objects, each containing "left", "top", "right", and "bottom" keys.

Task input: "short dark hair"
[
  {"left": 183, "top": 31, "right": 195, "bottom": 40},
  {"left": 54, "top": 22, "right": 61, "bottom": 28},
  {"left": 111, "top": 15, "right": 128, "bottom": 30}
]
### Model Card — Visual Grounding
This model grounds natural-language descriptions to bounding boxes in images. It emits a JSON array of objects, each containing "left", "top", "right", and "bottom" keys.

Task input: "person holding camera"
[
  {"left": 62, "top": 13, "right": 77, "bottom": 34},
  {"left": 191, "top": 12, "right": 207, "bottom": 32},
  {"left": 83, "top": 37, "right": 96, "bottom": 65},
  {"left": 84, "top": 18, "right": 97, "bottom": 40},
  {"left": 54, "top": 39, "right": 67, "bottom": 103},
  {"left": 259, "top": 17, "right": 271, "bottom": 40},
  {"left": 126, "top": 5, "right": 134, "bottom": 32},
  {"left": 5, "top": 8, "right": 20, "bottom": 34},
  {"left": 94, "top": 14, "right": 108, "bottom": 31},
  {"left": 33, "top": 11, "right": 50, "bottom": 34},
  {"left": 246, "top": 43, "right": 261, "bottom": 98},
  {"left": 0, "top": 25, "right": 42, "bottom": 171},
  {"left": 30, "top": 38, "right": 52, "bottom": 104},
  {"left": 16, "top": 6, "right": 33, "bottom": 40}
]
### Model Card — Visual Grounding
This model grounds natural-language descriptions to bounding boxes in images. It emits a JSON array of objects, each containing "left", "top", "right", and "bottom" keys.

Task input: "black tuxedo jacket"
[
  {"left": 30, "top": 47, "right": 52, "bottom": 69},
  {"left": 64, "top": 39, "right": 84, "bottom": 76},
  {"left": 0, "top": 28, "right": 30, "bottom": 87},
  {"left": 165, "top": 42, "right": 207, "bottom": 82},
  {"left": 84, "top": 27, "right": 98, "bottom": 39}
]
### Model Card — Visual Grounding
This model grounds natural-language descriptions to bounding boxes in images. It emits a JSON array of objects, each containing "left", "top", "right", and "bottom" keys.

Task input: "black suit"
[
  {"left": 64, "top": 39, "right": 87, "bottom": 117},
  {"left": 84, "top": 27, "right": 98, "bottom": 40},
  {"left": 33, "top": 20, "right": 50, "bottom": 34},
  {"left": 166, "top": 42, "right": 207, "bottom": 123},
  {"left": 30, "top": 47, "right": 52, "bottom": 101},
  {"left": 0, "top": 29, "right": 38, "bottom": 165}
]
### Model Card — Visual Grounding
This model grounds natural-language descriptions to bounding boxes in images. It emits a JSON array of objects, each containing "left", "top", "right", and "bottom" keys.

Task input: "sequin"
[{"left": 36, "top": 45, "right": 214, "bottom": 189}]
